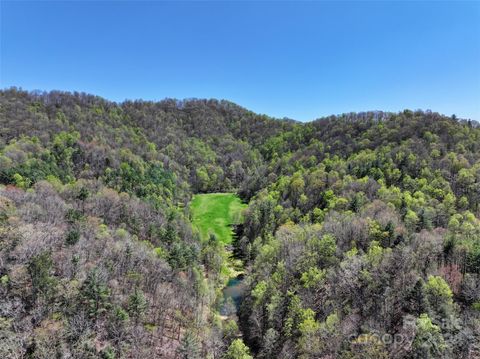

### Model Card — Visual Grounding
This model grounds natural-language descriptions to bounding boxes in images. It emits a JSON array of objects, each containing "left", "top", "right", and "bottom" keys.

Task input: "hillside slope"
[{"left": 1, "top": 88, "right": 479, "bottom": 358}]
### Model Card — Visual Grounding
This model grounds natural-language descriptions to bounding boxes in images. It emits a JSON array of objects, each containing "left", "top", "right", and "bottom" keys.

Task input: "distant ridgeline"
[{"left": 1, "top": 88, "right": 479, "bottom": 358}]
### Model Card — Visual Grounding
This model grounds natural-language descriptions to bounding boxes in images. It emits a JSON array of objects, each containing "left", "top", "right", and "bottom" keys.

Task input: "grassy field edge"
[{"left": 190, "top": 193, "right": 247, "bottom": 245}]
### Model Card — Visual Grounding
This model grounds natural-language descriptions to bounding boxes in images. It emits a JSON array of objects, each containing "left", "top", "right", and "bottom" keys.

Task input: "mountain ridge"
[{"left": 1, "top": 87, "right": 479, "bottom": 358}]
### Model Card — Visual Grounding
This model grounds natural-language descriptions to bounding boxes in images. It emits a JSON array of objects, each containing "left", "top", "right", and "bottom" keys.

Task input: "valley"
[
  {"left": 0, "top": 89, "right": 479, "bottom": 358},
  {"left": 190, "top": 193, "right": 248, "bottom": 319}
]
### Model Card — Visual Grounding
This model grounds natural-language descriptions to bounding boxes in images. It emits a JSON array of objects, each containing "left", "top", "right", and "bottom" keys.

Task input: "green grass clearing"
[{"left": 190, "top": 193, "right": 247, "bottom": 244}]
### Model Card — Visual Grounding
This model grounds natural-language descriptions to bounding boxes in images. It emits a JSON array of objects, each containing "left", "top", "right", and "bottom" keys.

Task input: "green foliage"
[
  {"left": 413, "top": 313, "right": 446, "bottom": 358},
  {"left": 28, "top": 252, "right": 57, "bottom": 303},
  {"left": 223, "top": 339, "right": 253, "bottom": 359},
  {"left": 102, "top": 347, "right": 116, "bottom": 359},
  {"left": 13, "top": 173, "right": 30, "bottom": 189},
  {"left": 176, "top": 331, "right": 201, "bottom": 359},
  {"left": 77, "top": 186, "right": 90, "bottom": 201},
  {"left": 425, "top": 275, "right": 453, "bottom": 312},
  {"left": 222, "top": 319, "right": 239, "bottom": 344},
  {"left": 307, "top": 233, "right": 337, "bottom": 268},
  {"left": 127, "top": 288, "right": 148, "bottom": 323},
  {"left": 2, "top": 90, "right": 480, "bottom": 359},
  {"left": 52, "top": 131, "right": 80, "bottom": 182},
  {"left": 404, "top": 209, "right": 419, "bottom": 231},
  {"left": 366, "top": 241, "right": 390, "bottom": 266},
  {"left": 81, "top": 269, "right": 111, "bottom": 320},
  {"left": 168, "top": 241, "right": 198, "bottom": 270},
  {"left": 105, "top": 160, "right": 176, "bottom": 206},
  {"left": 65, "top": 228, "right": 80, "bottom": 245},
  {"left": 65, "top": 208, "right": 84, "bottom": 223},
  {"left": 201, "top": 233, "right": 228, "bottom": 277},
  {"left": 251, "top": 280, "right": 268, "bottom": 305},
  {"left": 301, "top": 267, "right": 326, "bottom": 288}
]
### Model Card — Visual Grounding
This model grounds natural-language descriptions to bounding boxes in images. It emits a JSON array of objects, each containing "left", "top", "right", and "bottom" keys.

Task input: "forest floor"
[{"left": 190, "top": 193, "right": 247, "bottom": 244}]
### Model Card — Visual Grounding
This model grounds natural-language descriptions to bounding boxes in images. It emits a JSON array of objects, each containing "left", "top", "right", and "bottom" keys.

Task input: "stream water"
[{"left": 220, "top": 274, "right": 246, "bottom": 316}]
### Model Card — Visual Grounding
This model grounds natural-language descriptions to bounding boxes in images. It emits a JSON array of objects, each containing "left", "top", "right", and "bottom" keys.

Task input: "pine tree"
[
  {"left": 127, "top": 288, "right": 147, "bottom": 324},
  {"left": 28, "top": 252, "right": 57, "bottom": 304},
  {"left": 176, "top": 331, "right": 201, "bottom": 359},
  {"left": 81, "top": 268, "right": 111, "bottom": 321}
]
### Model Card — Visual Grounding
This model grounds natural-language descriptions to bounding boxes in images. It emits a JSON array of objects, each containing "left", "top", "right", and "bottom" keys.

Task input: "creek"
[{"left": 220, "top": 274, "right": 246, "bottom": 316}]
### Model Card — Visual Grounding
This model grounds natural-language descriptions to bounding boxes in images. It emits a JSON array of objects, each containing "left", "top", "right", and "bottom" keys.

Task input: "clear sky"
[{"left": 1, "top": 1, "right": 479, "bottom": 121}]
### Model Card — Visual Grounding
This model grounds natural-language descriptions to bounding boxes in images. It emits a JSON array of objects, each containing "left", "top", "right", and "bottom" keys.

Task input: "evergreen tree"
[
  {"left": 127, "top": 288, "right": 148, "bottom": 324},
  {"left": 28, "top": 251, "right": 57, "bottom": 304},
  {"left": 81, "top": 268, "right": 111, "bottom": 321},
  {"left": 176, "top": 331, "right": 201, "bottom": 359}
]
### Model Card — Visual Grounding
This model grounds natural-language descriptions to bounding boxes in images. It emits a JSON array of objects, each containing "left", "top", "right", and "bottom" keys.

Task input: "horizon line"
[{"left": 1, "top": 85, "right": 477, "bottom": 124}]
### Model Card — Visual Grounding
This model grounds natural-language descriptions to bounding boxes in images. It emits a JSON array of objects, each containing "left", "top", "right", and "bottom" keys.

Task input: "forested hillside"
[
  {"left": 239, "top": 110, "right": 480, "bottom": 358},
  {"left": 1, "top": 88, "right": 479, "bottom": 358}
]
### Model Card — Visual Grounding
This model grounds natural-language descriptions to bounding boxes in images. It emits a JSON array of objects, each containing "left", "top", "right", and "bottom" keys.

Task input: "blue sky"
[{"left": 1, "top": 1, "right": 479, "bottom": 121}]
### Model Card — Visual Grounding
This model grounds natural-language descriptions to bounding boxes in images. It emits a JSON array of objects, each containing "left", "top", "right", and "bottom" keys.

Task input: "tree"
[
  {"left": 349, "top": 334, "right": 388, "bottom": 359},
  {"left": 259, "top": 328, "right": 279, "bottom": 358},
  {"left": 107, "top": 306, "right": 129, "bottom": 343},
  {"left": 65, "top": 228, "right": 80, "bottom": 245},
  {"left": 297, "top": 308, "right": 321, "bottom": 358},
  {"left": 81, "top": 268, "right": 111, "bottom": 321},
  {"left": 201, "top": 233, "right": 225, "bottom": 276},
  {"left": 127, "top": 288, "right": 148, "bottom": 324},
  {"left": 405, "top": 209, "right": 419, "bottom": 231},
  {"left": 289, "top": 172, "right": 305, "bottom": 206},
  {"left": 177, "top": 331, "right": 201, "bottom": 359},
  {"left": 28, "top": 252, "right": 57, "bottom": 304},
  {"left": 413, "top": 313, "right": 446, "bottom": 359},
  {"left": 308, "top": 233, "right": 337, "bottom": 268},
  {"left": 196, "top": 167, "right": 210, "bottom": 192},
  {"left": 223, "top": 319, "right": 239, "bottom": 345},
  {"left": 425, "top": 275, "right": 453, "bottom": 308},
  {"left": 223, "top": 339, "right": 253, "bottom": 359}
]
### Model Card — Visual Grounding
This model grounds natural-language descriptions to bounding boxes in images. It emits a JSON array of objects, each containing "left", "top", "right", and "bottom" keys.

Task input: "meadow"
[{"left": 190, "top": 193, "right": 247, "bottom": 244}]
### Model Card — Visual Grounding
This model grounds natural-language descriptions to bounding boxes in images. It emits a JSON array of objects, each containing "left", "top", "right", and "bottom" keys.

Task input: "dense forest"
[{"left": 1, "top": 88, "right": 479, "bottom": 358}]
